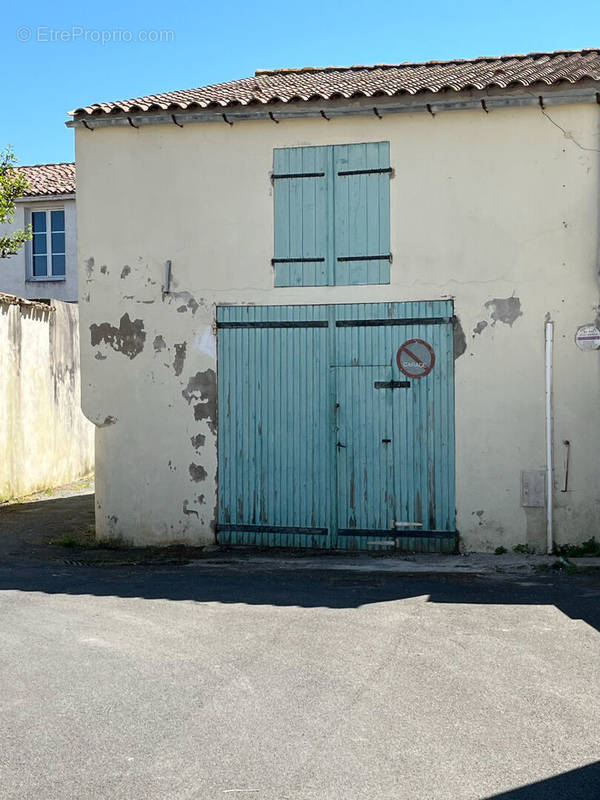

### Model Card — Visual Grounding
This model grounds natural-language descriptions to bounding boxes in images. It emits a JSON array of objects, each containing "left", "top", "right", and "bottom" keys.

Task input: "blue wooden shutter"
[
  {"left": 273, "top": 146, "right": 330, "bottom": 287},
  {"left": 333, "top": 142, "right": 391, "bottom": 285}
]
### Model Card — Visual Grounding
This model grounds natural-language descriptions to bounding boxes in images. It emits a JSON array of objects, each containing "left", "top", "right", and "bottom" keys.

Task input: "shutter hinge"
[
  {"left": 271, "top": 257, "right": 325, "bottom": 265},
  {"left": 337, "top": 253, "right": 392, "bottom": 263},
  {"left": 271, "top": 171, "right": 326, "bottom": 184},
  {"left": 337, "top": 167, "right": 394, "bottom": 177}
]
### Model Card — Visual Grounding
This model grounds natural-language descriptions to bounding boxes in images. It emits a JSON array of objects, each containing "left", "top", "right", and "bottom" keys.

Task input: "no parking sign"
[{"left": 396, "top": 339, "right": 435, "bottom": 378}]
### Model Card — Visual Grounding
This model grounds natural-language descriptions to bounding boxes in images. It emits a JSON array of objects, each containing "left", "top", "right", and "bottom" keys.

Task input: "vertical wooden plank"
[
  {"left": 273, "top": 148, "right": 290, "bottom": 288},
  {"left": 333, "top": 144, "right": 350, "bottom": 286}
]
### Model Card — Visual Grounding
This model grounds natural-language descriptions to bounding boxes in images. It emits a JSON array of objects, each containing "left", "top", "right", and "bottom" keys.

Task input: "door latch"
[{"left": 336, "top": 441, "right": 346, "bottom": 450}]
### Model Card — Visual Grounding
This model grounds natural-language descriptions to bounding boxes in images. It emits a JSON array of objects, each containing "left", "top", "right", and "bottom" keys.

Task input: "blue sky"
[{"left": 2, "top": 0, "right": 599, "bottom": 165}]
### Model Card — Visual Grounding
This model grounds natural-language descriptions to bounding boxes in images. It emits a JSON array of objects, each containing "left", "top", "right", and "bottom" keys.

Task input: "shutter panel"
[
  {"left": 333, "top": 142, "right": 391, "bottom": 285},
  {"left": 273, "top": 146, "right": 330, "bottom": 287}
]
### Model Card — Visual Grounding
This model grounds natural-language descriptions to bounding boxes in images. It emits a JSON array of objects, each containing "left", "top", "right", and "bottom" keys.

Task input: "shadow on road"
[
  {"left": 0, "top": 561, "right": 599, "bottom": 634},
  {"left": 1, "top": 493, "right": 599, "bottom": 635},
  {"left": 0, "top": 492, "right": 94, "bottom": 560},
  {"left": 484, "top": 760, "right": 600, "bottom": 799}
]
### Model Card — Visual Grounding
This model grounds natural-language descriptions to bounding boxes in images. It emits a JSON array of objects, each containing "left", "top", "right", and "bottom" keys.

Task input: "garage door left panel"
[{"left": 217, "top": 305, "right": 333, "bottom": 547}]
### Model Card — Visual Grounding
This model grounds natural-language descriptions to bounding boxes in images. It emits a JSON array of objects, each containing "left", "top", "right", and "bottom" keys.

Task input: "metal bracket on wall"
[
  {"left": 162, "top": 260, "right": 172, "bottom": 294},
  {"left": 374, "top": 381, "right": 411, "bottom": 389}
]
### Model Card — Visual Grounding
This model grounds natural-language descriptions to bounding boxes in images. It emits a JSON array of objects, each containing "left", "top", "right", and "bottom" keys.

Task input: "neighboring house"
[
  {"left": 0, "top": 163, "right": 77, "bottom": 302},
  {"left": 70, "top": 49, "right": 600, "bottom": 552}
]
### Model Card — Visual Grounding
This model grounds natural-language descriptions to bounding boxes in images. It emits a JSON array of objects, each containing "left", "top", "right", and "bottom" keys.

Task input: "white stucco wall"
[
  {"left": 75, "top": 99, "right": 600, "bottom": 550},
  {"left": 0, "top": 297, "right": 94, "bottom": 501},
  {"left": 0, "top": 197, "right": 78, "bottom": 302}
]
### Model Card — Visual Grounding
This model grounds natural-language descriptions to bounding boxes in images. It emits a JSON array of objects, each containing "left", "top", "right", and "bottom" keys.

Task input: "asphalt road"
[{"left": 0, "top": 563, "right": 598, "bottom": 800}]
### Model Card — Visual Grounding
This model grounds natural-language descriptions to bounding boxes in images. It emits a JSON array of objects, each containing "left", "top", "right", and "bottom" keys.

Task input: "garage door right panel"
[{"left": 333, "top": 301, "right": 455, "bottom": 552}]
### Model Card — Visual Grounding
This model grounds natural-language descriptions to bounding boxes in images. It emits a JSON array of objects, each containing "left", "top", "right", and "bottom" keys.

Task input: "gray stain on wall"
[
  {"left": 183, "top": 500, "right": 199, "bottom": 517},
  {"left": 453, "top": 317, "right": 467, "bottom": 359},
  {"left": 153, "top": 335, "right": 166, "bottom": 352},
  {"left": 182, "top": 369, "right": 217, "bottom": 435},
  {"left": 189, "top": 463, "right": 208, "bottom": 482},
  {"left": 120, "top": 265, "right": 131, "bottom": 278},
  {"left": 473, "top": 320, "right": 488, "bottom": 335},
  {"left": 191, "top": 433, "right": 206, "bottom": 450},
  {"left": 485, "top": 296, "right": 523, "bottom": 326},
  {"left": 173, "top": 343, "right": 187, "bottom": 376},
  {"left": 90, "top": 314, "right": 146, "bottom": 359},
  {"left": 167, "top": 291, "right": 200, "bottom": 314}
]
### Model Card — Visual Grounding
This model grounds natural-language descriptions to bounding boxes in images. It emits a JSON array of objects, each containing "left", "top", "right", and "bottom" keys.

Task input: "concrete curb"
[{"left": 188, "top": 552, "right": 559, "bottom": 576}]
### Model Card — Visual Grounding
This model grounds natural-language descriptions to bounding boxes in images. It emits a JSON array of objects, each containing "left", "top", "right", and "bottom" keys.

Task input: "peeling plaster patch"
[
  {"left": 191, "top": 433, "right": 206, "bottom": 450},
  {"left": 189, "top": 463, "right": 207, "bottom": 482},
  {"left": 153, "top": 335, "right": 166, "bottom": 353},
  {"left": 485, "top": 296, "right": 523, "bottom": 327},
  {"left": 94, "top": 352, "right": 107, "bottom": 360},
  {"left": 173, "top": 343, "right": 187, "bottom": 376},
  {"left": 100, "top": 265, "right": 108, "bottom": 275},
  {"left": 167, "top": 291, "right": 200, "bottom": 314},
  {"left": 453, "top": 317, "right": 466, "bottom": 360},
  {"left": 471, "top": 510, "right": 485, "bottom": 527},
  {"left": 177, "top": 305, "right": 188, "bottom": 313},
  {"left": 85, "top": 258, "right": 94, "bottom": 278},
  {"left": 99, "top": 415, "right": 117, "bottom": 427},
  {"left": 90, "top": 314, "right": 146, "bottom": 359},
  {"left": 183, "top": 501, "right": 199, "bottom": 518},
  {"left": 120, "top": 265, "right": 131, "bottom": 279},
  {"left": 473, "top": 320, "right": 488, "bottom": 336},
  {"left": 193, "top": 326, "right": 217, "bottom": 360},
  {"left": 182, "top": 369, "right": 217, "bottom": 434},
  {"left": 197, "top": 494, "right": 206, "bottom": 505},
  {"left": 82, "top": 292, "right": 90, "bottom": 303}
]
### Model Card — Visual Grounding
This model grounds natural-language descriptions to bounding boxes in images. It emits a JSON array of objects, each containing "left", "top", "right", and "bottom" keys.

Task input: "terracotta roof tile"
[
  {"left": 71, "top": 49, "right": 600, "bottom": 117},
  {"left": 16, "top": 163, "right": 75, "bottom": 197}
]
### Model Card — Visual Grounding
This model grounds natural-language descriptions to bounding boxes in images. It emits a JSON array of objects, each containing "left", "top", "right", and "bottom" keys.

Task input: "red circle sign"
[{"left": 396, "top": 338, "right": 435, "bottom": 378}]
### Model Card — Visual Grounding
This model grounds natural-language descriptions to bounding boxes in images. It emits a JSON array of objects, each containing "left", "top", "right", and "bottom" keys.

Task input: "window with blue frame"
[
  {"left": 272, "top": 141, "right": 391, "bottom": 287},
  {"left": 30, "top": 209, "right": 66, "bottom": 279}
]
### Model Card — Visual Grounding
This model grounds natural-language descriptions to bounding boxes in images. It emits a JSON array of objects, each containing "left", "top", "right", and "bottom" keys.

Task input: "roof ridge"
[{"left": 255, "top": 48, "right": 600, "bottom": 77}]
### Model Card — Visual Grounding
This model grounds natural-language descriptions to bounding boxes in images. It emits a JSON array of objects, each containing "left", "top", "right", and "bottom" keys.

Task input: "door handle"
[
  {"left": 336, "top": 441, "right": 346, "bottom": 450},
  {"left": 382, "top": 438, "right": 391, "bottom": 444}
]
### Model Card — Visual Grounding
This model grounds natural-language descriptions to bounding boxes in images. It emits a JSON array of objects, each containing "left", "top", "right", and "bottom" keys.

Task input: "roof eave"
[
  {"left": 66, "top": 81, "right": 600, "bottom": 129},
  {"left": 16, "top": 192, "right": 76, "bottom": 202}
]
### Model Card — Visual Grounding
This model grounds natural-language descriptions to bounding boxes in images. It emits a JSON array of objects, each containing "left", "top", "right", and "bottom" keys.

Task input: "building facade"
[
  {"left": 0, "top": 163, "right": 77, "bottom": 303},
  {"left": 71, "top": 50, "right": 600, "bottom": 551}
]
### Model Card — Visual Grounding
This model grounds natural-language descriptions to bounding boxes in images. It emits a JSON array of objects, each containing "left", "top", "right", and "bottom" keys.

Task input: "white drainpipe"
[{"left": 545, "top": 320, "right": 554, "bottom": 555}]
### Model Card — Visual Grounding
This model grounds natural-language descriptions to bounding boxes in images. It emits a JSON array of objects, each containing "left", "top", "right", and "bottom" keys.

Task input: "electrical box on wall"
[{"left": 521, "top": 470, "right": 546, "bottom": 508}]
